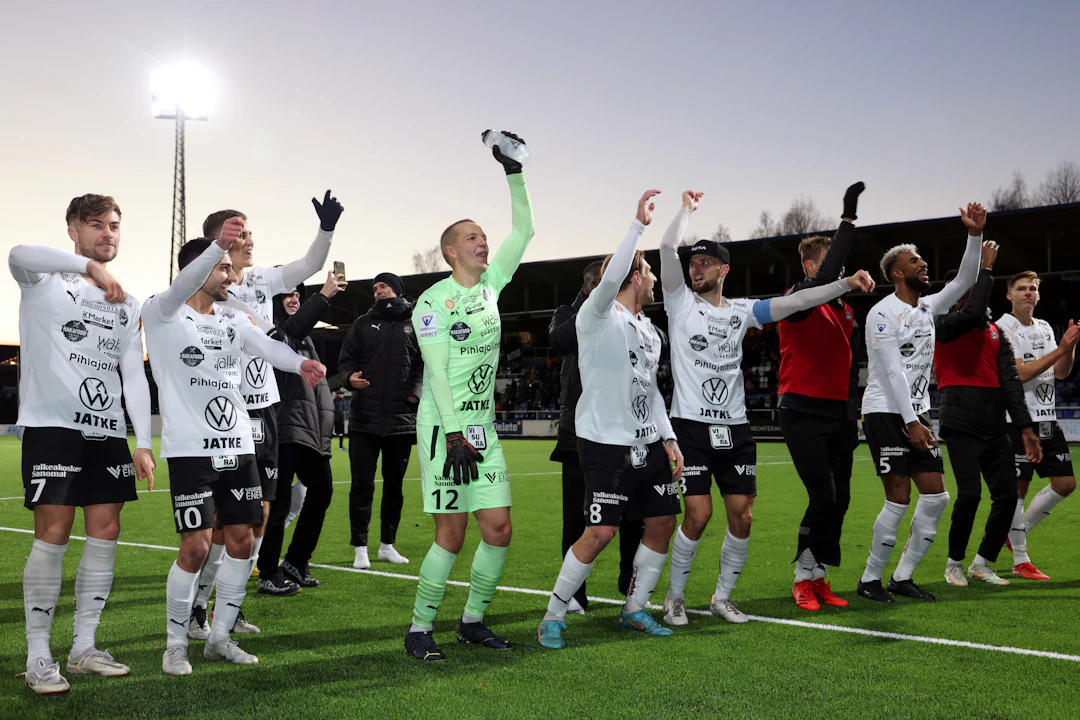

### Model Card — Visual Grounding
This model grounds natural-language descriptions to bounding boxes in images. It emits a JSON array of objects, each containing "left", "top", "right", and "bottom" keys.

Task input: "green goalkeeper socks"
[
  {"left": 463, "top": 541, "right": 508, "bottom": 622},
  {"left": 411, "top": 543, "right": 459, "bottom": 630}
]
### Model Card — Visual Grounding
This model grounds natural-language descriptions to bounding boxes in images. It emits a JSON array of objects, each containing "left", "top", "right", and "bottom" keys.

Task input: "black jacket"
[
  {"left": 272, "top": 292, "right": 334, "bottom": 456},
  {"left": 935, "top": 269, "right": 1032, "bottom": 437},
  {"left": 329, "top": 296, "right": 422, "bottom": 437},
  {"left": 548, "top": 291, "right": 587, "bottom": 460}
]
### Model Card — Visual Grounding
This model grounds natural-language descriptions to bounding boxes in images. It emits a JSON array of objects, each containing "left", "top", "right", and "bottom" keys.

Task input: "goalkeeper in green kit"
[{"left": 405, "top": 131, "right": 535, "bottom": 661}]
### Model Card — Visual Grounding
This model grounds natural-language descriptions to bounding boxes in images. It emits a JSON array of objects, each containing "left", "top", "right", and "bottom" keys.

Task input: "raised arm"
[
  {"left": 581, "top": 190, "right": 659, "bottom": 323},
  {"left": 9, "top": 245, "right": 88, "bottom": 286},
  {"left": 277, "top": 191, "right": 342, "bottom": 289},
  {"left": 936, "top": 265, "right": 994, "bottom": 343},
  {"left": 149, "top": 219, "right": 241, "bottom": 321},
  {"left": 753, "top": 271, "right": 874, "bottom": 325},
  {"left": 659, "top": 193, "right": 699, "bottom": 294},
  {"left": 485, "top": 173, "right": 536, "bottom": 292},
  {"left": 928, "top": 203, "right": 985, "bottom": 315}
]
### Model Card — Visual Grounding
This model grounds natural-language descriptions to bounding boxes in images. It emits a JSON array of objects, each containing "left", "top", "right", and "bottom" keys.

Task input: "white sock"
[
  {"left": 209, "top": 554, "right": 249, "bottom": 644},
  {"left": 1008, "top": 500, "right": 1030, "bottom": 565},
  {"left": 624, "top": 543, "right": 668, "bottom": 614},
  {"left": 861, "top": 501, "right": 908, "bottom": 583},
  {"left": 893, "top": 492, "right": 950, "bottom": 582},
  {"left": 665, "top": 527, "right": 699, "bottom": 601},
  {"left": 71, "top": 537, "right": 116, "bottom": 657},
  {"left": 286, "top": 481, "right": 307, "bottom": 529},
  {"left": 250, "top": 536, "right": 264, "bottom": 575},
  {"left": 545, "top": 548, "right": 595, "bottom": 622},
  {"left": 971, "top": 553, "right": 991, "bottom": 569},
  {"left": 194, "top": 543, "right": 225, "bottom": 608},
  {"left": 166, "top": 561, "right": 199, "bottom": 649},
  {"left": 947, "top": 557, "right": 963, "bottom": 568},
  {"left": 811, "top": 562, "right": 827, "bottom": 581},
  {"left": 714, "top": 530, "right": 749, "bottom": 602},
  {"left": 24, "top": 539, "right": 67, "bottom": 670},
  {"left": 1025, "top": 486, "right": 1066, "bottom": 533},
  {"left": 794, "top": 548, "right": 816, "bottom": 582}
]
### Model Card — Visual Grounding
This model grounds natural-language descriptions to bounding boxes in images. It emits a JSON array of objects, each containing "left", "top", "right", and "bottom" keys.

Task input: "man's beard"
[
  {"left": 693, "top": 277, "right": 719, "bottom": 294},
  {"left": 903, "top": 274, "right": 931, "bottom": 293}
]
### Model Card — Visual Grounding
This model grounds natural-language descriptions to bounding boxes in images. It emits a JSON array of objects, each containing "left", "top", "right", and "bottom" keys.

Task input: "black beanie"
[{"left": 374, "top": 272, "right": 404, "bottom": 298}]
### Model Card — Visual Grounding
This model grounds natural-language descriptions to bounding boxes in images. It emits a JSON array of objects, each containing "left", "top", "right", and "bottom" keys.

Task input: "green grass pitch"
[{"left": 1, "top": 435, "right": 1079, "bottom": 719}]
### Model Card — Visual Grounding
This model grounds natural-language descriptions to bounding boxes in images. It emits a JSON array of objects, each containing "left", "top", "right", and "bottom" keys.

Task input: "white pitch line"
[{"left": 1, "top": 526, "right": 1075, "bottom": 664}]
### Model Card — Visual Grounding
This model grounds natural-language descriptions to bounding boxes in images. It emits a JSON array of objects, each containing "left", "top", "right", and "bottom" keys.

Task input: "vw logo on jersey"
[
  {"left": 1036, "top": 383, "right": 1055, "bottom": 405},
  {"left": 205, "top": 396, "right": 238, "bottom": 431},
  {"left": 911, "top": 375, "right": 928, "bottom": 399},
  {"left": 78, "top": 377, "right": 114, "bottom": 411},
  {"left": 245, "top": 358, "right": 269, "bottom": 388},
  {"left": 468, "top": 364, "right": 494, "bottom": 395},
  {"left": 631, "top": 394, "right": 650, "bottom": 423},
  {"left": 701, "top": 377, "right": 729, "bottom": 406}
]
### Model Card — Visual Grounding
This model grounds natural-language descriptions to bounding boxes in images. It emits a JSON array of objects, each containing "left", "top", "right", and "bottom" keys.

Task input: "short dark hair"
[
  {"left": 583, "top": 260, "right": 604, "bottom": 280},
  {"left": 203, "top": 210, "right": 246, "bottom": 238},
  {"left": 178, "top": 238, "right": 214, "bottom": 270},
  {"left": 943, "top": 269, "right": 958, "bottom": 283},
  {"left": 66, "top": 194, "right": 121, "bottom": 225}
]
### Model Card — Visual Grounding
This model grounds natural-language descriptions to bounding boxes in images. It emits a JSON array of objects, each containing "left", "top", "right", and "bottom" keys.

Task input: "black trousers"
[
  {"left": 942, "top": 428, "right": 1017, "bottom": 563},
  {"left": 559, "top": 450, "right": 644, "bottom": 608},
  {"left": 349, "top": 431, "right": 411, "bottom": 547},
  {"left": 780, "top": 409, "right": 856, "bottom": 567},
  {"left": 258, "top": 443, "right": 334, "bottom": 577}
]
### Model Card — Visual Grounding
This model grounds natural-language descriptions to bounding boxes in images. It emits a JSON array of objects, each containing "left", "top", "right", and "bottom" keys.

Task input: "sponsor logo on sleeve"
[{"left": 418, "top": 312, "right": 437, "bottom": 338}]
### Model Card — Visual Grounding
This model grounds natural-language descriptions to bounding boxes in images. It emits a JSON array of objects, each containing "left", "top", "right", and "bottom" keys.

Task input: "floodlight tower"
[{"left": 151, "top": 64, "right": 214, "bottom": 282}]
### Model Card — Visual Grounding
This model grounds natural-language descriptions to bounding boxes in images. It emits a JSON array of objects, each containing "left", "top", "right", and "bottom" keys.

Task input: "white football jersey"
[
  {"left": 575, "top": 300, "right": 665, "bottom": 447},
  {"left": 665, "top": 284, "right": 763, "bottom": 425},
  {"left": 143, "top": 300, "right": 258, "bottom": 458},
  {"left": 997, "top": 313, "right": 1058, "bottom": 423},
  {"left": 16, "top": 272, "right": 142, "bottom": 437},
  {"left": 862, "top": 293, "right": 937, "bottom": 417},
  {"left": 227, "top": 266, "right": 287, "bottom": 409}
]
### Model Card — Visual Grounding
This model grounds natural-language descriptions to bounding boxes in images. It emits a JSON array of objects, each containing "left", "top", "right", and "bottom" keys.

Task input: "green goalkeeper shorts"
[{"left": 417, "top": 423, "right": 511, "bottom": 514}]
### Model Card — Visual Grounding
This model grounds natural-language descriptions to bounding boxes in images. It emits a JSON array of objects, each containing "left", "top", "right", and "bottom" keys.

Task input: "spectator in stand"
[{"left": 330, "top": 272, "right": 422, "bottom": 569}]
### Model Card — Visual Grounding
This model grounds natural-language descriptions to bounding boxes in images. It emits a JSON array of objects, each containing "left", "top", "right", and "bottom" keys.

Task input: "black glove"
[
  {"left": 312, "top": 190, "right": 344, "bottom": 232},
  {"left": 492, "top": 130, "right": 525, "bottom": 175},
  {"left": 842, "top": 182, "right": 865, "bottom": 221},
  {"left": 443, "top": 431, "right": 484, "bottom": 486}
]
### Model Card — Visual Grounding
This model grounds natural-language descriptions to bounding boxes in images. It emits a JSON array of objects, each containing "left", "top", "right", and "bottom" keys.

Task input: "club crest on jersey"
[
  {"left": 631, "top": 395, "right": 650, "bottom": 423},
  {"left": 729, "top": 315, "right": 742, "bottom": 330},
  {"left": 62, "top": 320, "right": 88, "bottom": 342},
  {"left": 255, "top": 290, "right": 266, "bottom": 305},
  {"left": 482, "top": 288, "right": 492, "bottom": 301},
  {"left": 227, "top": 326, "right": 236, "bottom": 343},
  {"left": 205, "top": 396, "right": 238, "bottom": 431},
  {"left": 246, "top": 358, "right": 269, "bottom": 388},
  {"left": 689, "top": 334, "right": 708, "bottom": 351},
  {"left": 78, "top": 377, "right": 114, "bottom": 411},
  {"left": 468, "top": 364, "right": 494, "bottom": 395},
  {"left": 629, "top": 350, "right": 638, "bottom": 366},
  {"left": 181, "top": 346, "right": 205, "bottom": 367},
  {"left": 403, "top": 324, "right": 413, "bottom": 335},
  {"left": 119, "top": 308, "right": 129, "bottom": 327}
]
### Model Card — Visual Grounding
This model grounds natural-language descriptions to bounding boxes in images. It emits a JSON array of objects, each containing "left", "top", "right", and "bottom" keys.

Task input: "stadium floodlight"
[
  {"left": 152, "top": 62, "right": 215, "bottom": 281},
  {"left": 151, "top": 62, "right": 215, "bottom": 121}
]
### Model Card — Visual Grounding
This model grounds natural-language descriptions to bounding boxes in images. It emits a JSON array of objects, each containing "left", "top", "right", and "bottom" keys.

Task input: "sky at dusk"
[{"left": 2, "top": 0, "right": 1078, "bottom": 343}]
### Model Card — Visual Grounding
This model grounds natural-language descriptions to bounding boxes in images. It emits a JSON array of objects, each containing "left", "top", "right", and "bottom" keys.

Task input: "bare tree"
[
  {"left": 748, "top": 210, "right": 780, "bottom": 239},
  {"left": 990, "top": 171, "right": 1029, "bottom": 211},
  {"left": 779, "top": 196, "right": 830, "bottom": 236},
  {"left": 711, "top": 223, "right": 733, "bottom": 243},
  {"left": 1034, "top": 160, "right": 1080, "bottom": 206},
  {"left": 412, "top": 245, "right": 443, "bottom": 273}
]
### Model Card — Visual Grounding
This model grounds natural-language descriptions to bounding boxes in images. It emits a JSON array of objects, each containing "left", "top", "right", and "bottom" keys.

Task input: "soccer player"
[
  {"left": 658, "top": 191, "right": 875, "bottom": 626},
  {"left": 12, "top": 194, "right": 154, "bottom": 694},
  {"left": 858, "top": 203, "right": 985, "bottom": 603},
  {"left": 997, "top": 272, "right": 1078, "bottom": 580},
  {"left": 538, "top": 189, "right": 684, "bottom": 650},
  {"left": 778, "top": 183, "right": 866, "bottom": 611},
  {"left": 935, "top": 249, "right": 1043, "bottom": 586},
  {"left": 187, "top": 191, "right": 342, "bottom": 642},
  {"left": 145, "top": 219, "right": 325, "bottom": 676},
  {"left": 404, "top": 132, "right": 534, "bottom": 661}
]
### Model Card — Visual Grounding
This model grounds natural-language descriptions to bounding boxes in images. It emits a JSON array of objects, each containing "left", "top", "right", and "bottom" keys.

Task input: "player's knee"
[
  {"left": 684, "top": 507, "right": 712, "bottom": 536},
  {"left": 585, "top": 525, "right": 618, "bottom": 548},
  {"left": 650, "top": 515, "right": 678, "bottom": 539},
  {"left": 1052, "top": 476, "right": 1076, "bottom": 496},
  {"left": 179, "top": 540, "right": 210, "bottom": 570},
  {"left": 730, "top": 510, "right": 753, "bottom": 537},
  {"left": 93, "top": 521, "right": 121, "bottom": 542},
  {"left": 485, "top": 521, "right": 513, "bottom": 547}
]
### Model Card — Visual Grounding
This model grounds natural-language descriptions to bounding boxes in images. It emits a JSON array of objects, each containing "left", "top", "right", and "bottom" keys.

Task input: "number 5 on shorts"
[
  {"left": 30, "top": 478, "right": 46, "bottom": 503},
  {"left": 879, "top": 457, "right": 891, "bottom": 475}
]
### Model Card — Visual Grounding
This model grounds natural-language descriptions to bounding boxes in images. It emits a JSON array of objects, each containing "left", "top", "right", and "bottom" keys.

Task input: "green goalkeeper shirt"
[{"left": 413, "top": 173, "right": 535, "bottom": 433}]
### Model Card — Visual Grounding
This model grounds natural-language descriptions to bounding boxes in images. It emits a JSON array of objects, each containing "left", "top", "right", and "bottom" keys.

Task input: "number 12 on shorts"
[{"left": 431, "top": 488, "right": 460, "bottom": 511}]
